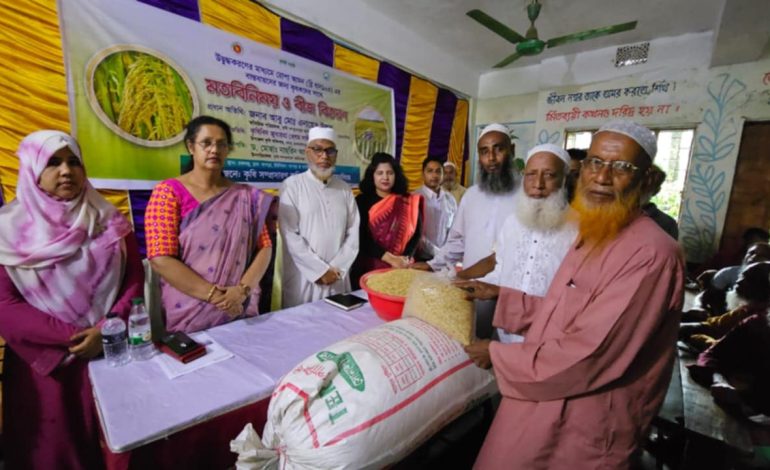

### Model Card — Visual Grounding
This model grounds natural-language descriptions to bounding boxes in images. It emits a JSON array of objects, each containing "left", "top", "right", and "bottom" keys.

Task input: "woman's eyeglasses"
[{"left": 195, "top": 140, "right": 231, "bottom": 151}]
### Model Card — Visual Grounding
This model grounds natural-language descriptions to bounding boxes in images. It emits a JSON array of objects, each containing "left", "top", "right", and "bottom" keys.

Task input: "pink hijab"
[{"left": 0, "top": 130, "right": 132, "bottom": 327}]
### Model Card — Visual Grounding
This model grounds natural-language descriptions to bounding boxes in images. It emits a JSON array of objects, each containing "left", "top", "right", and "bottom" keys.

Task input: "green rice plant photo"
[{"left": 86, "top": 45, "right": 198, "bottom": 147}]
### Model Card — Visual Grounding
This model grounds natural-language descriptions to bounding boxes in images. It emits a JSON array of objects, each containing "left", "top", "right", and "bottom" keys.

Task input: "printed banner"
[{"left": 59, "top": 0, "right": 395, "bottom": 188}]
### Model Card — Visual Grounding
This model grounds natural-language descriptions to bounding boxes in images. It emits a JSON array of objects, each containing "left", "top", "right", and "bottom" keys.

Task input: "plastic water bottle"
[
  {"left": 128, "top": 297, "right": 154, "bottom": 361},
  {"left": 101, "top": 312, "right": 130, "bottom": 367}
]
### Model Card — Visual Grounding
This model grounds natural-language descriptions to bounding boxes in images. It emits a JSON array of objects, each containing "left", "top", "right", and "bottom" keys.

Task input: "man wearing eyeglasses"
[
  {"left": 278, "top": 127, "right": 360, "bottom": 308},
  {"left": 459, "top": 120, "right": 685, "bottom": 469}
]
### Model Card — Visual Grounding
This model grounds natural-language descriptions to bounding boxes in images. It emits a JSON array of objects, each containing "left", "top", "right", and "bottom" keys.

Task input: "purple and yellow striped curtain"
[
  {"left": 449, "top": 100, "right": 470, "bottom": 185},
  {"left": 199, "top": 0, "right": 281, "bottom": 48},
  {"left": 0, "top": 0, "right": 70, "bottom": 205},
  {"left": 401, "top": 77, "right": 438, "bottom": 190},
  {"left": 0, "top": 0, "right": 135, "bottom": 221},
  {"left": 333, "top": 45, "right": 380, "bottom": 82},
  {"left": 0, "top": 0, "right": 470, "bottom": 251}
]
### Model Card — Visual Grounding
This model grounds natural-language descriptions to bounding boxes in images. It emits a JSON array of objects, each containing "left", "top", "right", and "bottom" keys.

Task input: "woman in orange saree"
[{"left": 352, "top": 153, "right": 422, "bottom": 288}]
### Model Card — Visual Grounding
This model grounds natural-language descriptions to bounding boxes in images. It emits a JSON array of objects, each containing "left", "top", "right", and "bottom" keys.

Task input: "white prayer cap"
[
  {"left": 307, "top": 126, "right": 336, "bottom": 144},
  {"left": 595, "top": 120, "right": 657, "bottom": 160},
  {"left": 525, "top": 143, "right": 570, "bottom": 167},
  {"left": 478, "top": 123, "right": 510, "bottom": 144},
  {"left": 443, "top": 161, "right": 457, "bottom": 169}
]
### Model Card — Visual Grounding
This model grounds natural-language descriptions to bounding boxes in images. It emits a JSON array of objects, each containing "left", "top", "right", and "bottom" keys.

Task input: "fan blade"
[
  {"left": 467, "top": 9, "right": 526, "bottom": 44},
  {"left": 546, "top": 20, "right": 637, "bottom": 49},
  {"left": 493, "top": 51, "right": 523, "bottom": 68}
]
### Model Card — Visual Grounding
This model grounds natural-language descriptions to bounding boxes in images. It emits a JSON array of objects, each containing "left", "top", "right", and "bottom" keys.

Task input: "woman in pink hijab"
[{"left": 0, "top": 130, "right": 144, "bottom": 469}]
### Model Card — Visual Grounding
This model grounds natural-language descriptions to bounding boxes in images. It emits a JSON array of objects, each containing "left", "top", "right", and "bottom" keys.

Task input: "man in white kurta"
[
  {"left": 442, "top": 161, "right": 467, "bottom": 205},
  {"left": 424, "top": 124, "right": 518, "bottom": 272},
  {"left": 481, "top": 144, "right": 578, "bottom": 343},
  {"left": 413, "top": 156, "right": 457, "bottom": 259},
  {"left": 413, "top": 124, "right": 517, "bottom": 338},
  {"left": 279, "top": 127, "right": 359, "bottom": 308}
]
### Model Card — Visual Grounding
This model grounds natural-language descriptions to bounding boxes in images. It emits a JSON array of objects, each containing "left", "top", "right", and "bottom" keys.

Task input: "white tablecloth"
[{"left": 89, "top": 292, "right": 383, "bottom": 452}]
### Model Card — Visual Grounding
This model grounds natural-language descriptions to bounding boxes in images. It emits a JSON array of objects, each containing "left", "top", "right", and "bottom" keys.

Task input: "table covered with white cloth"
[{"left": 89, "top": 293, "right": 383, "bottom": 468}]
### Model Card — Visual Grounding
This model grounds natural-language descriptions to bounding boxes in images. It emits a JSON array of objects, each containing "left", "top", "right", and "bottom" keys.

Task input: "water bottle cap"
[
  {"left": 131, "top": 297, "right": 144, "bottom": 305},
  {"left": 106, "top": 312, "right": 118, "bottom": 319}
]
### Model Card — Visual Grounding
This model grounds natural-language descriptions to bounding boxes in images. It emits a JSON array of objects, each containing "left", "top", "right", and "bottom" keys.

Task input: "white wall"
[
  {"left": 475, "top": 93, "right": 539, "bottom": 125},
  {"left": 478, "top": 31, "right": 715, "bottom": 98}
]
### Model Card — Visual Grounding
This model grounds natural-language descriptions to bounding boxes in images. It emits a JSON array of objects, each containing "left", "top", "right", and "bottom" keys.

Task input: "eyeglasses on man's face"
[
  {"left": 195, "top": 140, "right": 231, "bottom": 151},
  {"left": 308, "top": 146, "right": 338, "bottom": 158},
  {"left": 582, "top": 157, "right": 639, "bottom": 176}
]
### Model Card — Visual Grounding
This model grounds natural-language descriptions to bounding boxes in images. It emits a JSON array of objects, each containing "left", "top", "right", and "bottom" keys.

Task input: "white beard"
[
  {"left": 725, "top": 288, "right": 749, "bottom": 311},
  {"left": 309, "top": 163, "right": 335, "bottom": 180},
  {"left": 513, "top": 186, "right": 569, "bottom": 231}
]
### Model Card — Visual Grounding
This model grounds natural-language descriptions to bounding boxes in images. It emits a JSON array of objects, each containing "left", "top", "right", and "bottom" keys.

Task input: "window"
[
  {"left": 652, "top": 129, "right": 693, "bottom": 221},
  {"left": 564, "top": 128, "right": 695, "bottom": 222},
  {"left": 565, "top": 131, "right": 593, "bottom": 150}
]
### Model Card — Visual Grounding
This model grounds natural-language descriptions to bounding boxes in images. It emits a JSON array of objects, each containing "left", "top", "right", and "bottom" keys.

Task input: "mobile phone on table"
[
  {"left": 159, "top": 332, "right": 207, "bottom": 363},
  {"left": 324, "top": 293, "right": 367, "bottom": 311}
]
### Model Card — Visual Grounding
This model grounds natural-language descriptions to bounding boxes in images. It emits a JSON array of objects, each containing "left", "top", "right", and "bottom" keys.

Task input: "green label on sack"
[{"left": 316, "top": 351, "right": 365, "bottom": 392}]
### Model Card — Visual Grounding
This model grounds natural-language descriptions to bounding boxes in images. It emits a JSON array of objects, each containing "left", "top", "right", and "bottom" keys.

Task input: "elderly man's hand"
[
  {"left": 453, "top": 280, "right": 499, "bottom": 300},
  {"left": 464, "top": 340, "right": 492, "bottom": 369},
  {"left": 317, "top": 268, "right": 340, "bottom": 285}
]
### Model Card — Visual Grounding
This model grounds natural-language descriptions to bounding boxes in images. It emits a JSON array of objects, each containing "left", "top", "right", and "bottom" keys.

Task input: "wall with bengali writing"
[{"left": 475, "top": 57, "right": 770, "bottom": 263}]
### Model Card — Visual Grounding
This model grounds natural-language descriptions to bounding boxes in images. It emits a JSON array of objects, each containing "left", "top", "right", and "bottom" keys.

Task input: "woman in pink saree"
[
  {"left": 146, "top": 116, "right": 273, "bottom": 333},
  {"left": 0, "top": 130, "right": 144, "bottom": 468},
  {"left": 351, "top": 152, "right": 422, "bottom": 288}
]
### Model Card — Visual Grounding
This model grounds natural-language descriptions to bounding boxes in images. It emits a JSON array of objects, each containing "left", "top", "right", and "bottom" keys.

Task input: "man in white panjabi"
[
  {"left": 442, "top": 161, "right": 466, "bottom": 205},
  {"left": 419, "top": 123, "right": 518, "bottom": 273},
  {"left": 413, "top": 156, "right": 457, "bottom": 260},
  {"left": 278, "top": 127, "right": 360, "bottom": 308},
  {"left": 412, "top": 123, "right": 518, "bottom": 338},
  {"left": 464, "top": 144, "right": 577, "bottom": 343}
]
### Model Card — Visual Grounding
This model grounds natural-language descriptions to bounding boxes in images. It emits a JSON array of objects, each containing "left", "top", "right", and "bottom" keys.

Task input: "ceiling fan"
[{"left": 467, "top": 0, "right": 637, "bottom": 68}]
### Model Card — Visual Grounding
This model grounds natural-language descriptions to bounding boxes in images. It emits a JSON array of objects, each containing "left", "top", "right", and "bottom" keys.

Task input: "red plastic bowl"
[{"left": 360, "top": 268, "right": 406, "bottom": 322}]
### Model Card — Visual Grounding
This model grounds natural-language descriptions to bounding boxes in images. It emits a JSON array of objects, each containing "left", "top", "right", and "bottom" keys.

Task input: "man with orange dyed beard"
[{"left": 458, "top": 120, "right": 685, "bottom": 469}]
